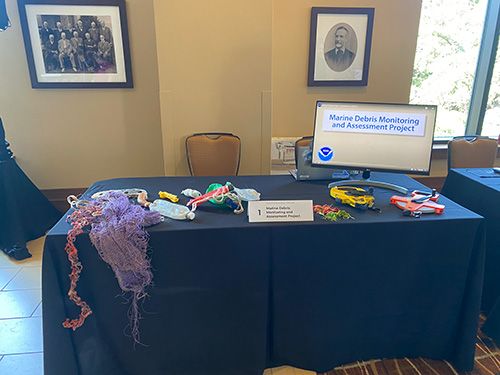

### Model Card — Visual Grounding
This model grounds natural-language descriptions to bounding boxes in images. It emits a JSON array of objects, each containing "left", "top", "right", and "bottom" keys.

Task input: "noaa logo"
[{"left": 318, "top": 147, "right": 334, "bottom": 161}]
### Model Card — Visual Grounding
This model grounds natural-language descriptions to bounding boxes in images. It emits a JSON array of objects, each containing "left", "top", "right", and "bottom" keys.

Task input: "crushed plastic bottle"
[
  {"left": 91, "top": 188, "right": 146, "bottom": 199},
  {"left": 149, "top": 199, "right": 195, "bottom": 221},
  {"left": 233, "top": 187, "right": 261, "bottom": 201},
  {"left": 181, "top": 189, "right": 202, "bottom": 198}
]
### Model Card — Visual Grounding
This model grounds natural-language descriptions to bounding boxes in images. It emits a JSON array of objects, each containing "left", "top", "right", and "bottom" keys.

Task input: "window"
[
  {"left": 410, "top": 0, "right": 499, "bottom": 140},
  {"left": 482, "top": 47, "right": 499, "bottom": 136}
]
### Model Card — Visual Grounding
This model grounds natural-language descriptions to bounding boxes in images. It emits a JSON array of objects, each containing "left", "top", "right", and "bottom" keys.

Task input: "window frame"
[{"left": 465, "top": 0, "right": 500, "bottom": 136}]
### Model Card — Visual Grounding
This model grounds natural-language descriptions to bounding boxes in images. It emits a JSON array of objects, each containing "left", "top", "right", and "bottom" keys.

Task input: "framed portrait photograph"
[
  {"left": 308, "top": 7, "right": 374, "bottom": 87},
  {"left": 18, "top": 0, "right": 133, "bottom": 88}
]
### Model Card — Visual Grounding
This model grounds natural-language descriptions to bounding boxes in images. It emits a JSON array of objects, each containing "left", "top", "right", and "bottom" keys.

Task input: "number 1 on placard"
[{"left": 258, "top": 209, "right": 261, "bottom": 215}]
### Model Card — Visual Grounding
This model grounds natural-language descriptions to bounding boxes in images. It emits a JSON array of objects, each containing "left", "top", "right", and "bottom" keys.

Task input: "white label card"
[{"left": 248, "top": 200, "right": 314, "bottom": 223}]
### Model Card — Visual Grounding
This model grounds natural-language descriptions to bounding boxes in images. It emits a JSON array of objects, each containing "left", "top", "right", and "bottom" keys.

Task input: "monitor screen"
[{"left": 311, "top": 101, "right": 437, "bottom": 175}]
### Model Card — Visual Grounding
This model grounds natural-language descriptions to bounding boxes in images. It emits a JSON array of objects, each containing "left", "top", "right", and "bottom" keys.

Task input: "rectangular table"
[
  {"left": 442, "top": 168, "right": 500, "bottom": 342},
  {"left": 43, "top": 173, "right": 484, "bottom": 375}
]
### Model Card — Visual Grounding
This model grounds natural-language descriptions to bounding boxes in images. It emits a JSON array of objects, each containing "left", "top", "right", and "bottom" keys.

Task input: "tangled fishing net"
[
  {"left": 64, "top": 191, "right": 162, "bottom": 344},
  {"left": 313, "top": 204, "right": 354, "bottom": 221}
]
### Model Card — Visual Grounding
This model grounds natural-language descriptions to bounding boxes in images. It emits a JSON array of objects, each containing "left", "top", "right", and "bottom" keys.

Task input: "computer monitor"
[{"left": 311, "top": 101, "right": 437, "bottom": 193}]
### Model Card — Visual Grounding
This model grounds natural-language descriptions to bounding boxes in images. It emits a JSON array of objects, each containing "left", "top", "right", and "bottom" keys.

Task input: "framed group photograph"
[
  {"left": 308, "top": 7, "right": 374, "bottom": 87},
  {"left": 18, "top": 0, "right": 133, "bottom": 88}
]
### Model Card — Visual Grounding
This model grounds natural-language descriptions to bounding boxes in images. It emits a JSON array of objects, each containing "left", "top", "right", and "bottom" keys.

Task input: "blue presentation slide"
[{"left": 322, "top": 109, "right": 427, "bottom": 137}]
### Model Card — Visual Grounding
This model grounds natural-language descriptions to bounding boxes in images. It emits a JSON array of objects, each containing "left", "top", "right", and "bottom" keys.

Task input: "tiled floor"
[
  {"left": 0, "top": 237, "right": 44, "bottom": 375},
  {"left": 0, "top": 238, "right": 314, "bottom": 375}
]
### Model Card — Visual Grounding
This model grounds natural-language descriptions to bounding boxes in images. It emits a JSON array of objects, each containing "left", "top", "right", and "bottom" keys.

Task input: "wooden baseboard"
[{"left": 42, "top": 188, "right": 86, "bottom": 213}]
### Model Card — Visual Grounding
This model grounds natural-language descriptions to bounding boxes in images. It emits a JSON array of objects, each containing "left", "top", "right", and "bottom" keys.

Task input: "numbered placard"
[{"left": 248, "top": 200, "right": 314, "bottom": 223}]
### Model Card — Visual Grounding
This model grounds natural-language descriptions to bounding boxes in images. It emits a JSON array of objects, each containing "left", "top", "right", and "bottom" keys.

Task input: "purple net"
[{"left": 89, "top": 192, "right": 162, "bottom": 344}]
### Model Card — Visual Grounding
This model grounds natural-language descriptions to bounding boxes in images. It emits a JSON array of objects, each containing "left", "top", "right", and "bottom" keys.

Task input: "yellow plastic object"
[
  {"left": 158, "top": 191, "right": 179, "bottom": 203},
  {"left": 329, "top": 186, "right": 375, "bottom": 209}
]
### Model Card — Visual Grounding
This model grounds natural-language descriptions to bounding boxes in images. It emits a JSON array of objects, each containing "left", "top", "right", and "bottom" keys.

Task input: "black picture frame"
[
  {"left": 308, "top": 7, "right": 374, "bottom": 87},
  {"left": 18, "top": 0, "right": 133, "bottom": 89}
]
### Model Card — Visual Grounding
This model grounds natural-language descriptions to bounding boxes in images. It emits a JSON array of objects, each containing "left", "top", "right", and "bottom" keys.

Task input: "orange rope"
[{"left": 61, "top": 203, "right": 101, "bottom": 330}]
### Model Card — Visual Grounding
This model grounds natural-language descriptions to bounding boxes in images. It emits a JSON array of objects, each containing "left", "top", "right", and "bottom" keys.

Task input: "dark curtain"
[
  {"left": 0, "top": 118, "right": 61, "bottom": 259},
  {"left": 0, "top": 0, "right": 10, "bottom": 31}
]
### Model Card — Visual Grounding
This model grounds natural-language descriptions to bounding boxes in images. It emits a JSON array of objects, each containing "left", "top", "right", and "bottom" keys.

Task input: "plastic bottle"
[
  {"left": 181, "top": 189, "right": 202, "bottom": 198},
  {"left": 233, "top": 187, "right": 261, "bottom": 201},
  {"left": 149, "top": 199, "right": 195, "bottom": 221}
]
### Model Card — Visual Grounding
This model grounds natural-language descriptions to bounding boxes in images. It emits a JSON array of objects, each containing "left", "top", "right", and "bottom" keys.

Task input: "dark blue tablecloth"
[
  {"left": 43, "top": 173, "right": 484, "bottom": 375},
  {"left": 442, "top": 168, "right": 500, "bottom": 342}
]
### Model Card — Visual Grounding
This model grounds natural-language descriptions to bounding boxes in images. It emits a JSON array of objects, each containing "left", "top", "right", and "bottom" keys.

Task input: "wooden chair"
[
  {"left": 185, "top": 133, "right": 241, "bottom": 176},
  {"left": 448, "top": 136, "right": 498, "bottom": 169}
]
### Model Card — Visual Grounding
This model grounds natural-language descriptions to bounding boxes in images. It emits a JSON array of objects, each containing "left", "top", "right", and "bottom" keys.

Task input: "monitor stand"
[{"left": 327, "top": 170, "right": 409, "bottom": 195}]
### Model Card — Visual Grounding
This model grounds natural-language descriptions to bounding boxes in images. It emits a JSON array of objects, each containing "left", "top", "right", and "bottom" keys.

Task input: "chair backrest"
[
  {"left": 186, "top": 133, "right": 241, "bottom": 176},
  {"left": 295, "top": 136, "right": 313, "bottom": 166},
  {"left": 448, "top": 136, "right": 498, "bottom": 169}
]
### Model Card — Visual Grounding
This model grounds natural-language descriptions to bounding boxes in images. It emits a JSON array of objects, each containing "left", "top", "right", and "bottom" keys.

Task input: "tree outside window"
[{"left": 410, "top": 0, "right": 488, "bottom": 139}]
